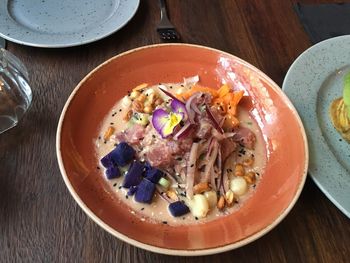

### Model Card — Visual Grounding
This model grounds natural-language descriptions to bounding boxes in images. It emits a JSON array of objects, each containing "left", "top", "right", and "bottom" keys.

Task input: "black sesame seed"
[
  {"left": 125, "top": 195, "right": 129, "bottom": 199},
  {"left": 152, "top": 135, "right": 156, "bottom": 138},
  {"left": 190, "top": 164, "right": 194, "bottom": 168},
  {"left": 118, "top": 186, "right": 122, "bottom": 189},
  {"left": 183, "top": 217, "right": 185, "bottom": 220},
  {"left": 176, "top": 157, "right": 183, "bottom": 161},
  {"left": 195, "top": 217, "right": 198, "bottom": 220},
  {"left": 119, "top": 109, "right": 122, "bottom": 112},
  {"left": 113, "top": 183, "right": 117, "bottom": 187},
  {"left": 98, "top": 136, "right": 101, "bottom": 140},
  {"left": 141, "top": 207, "right": 145, "bottom": 211},
  {"left": 110, "top": 122, "right": 114, "bottom": 125},
  {"left": 162, "top": 221, "right": 168, "bottom": 224},
  {"left": 220, "top": 106, "right": 224, "bottom": 111},
  {"left": 97, "top": 166, "right": 100, "bottom": 170},
  {"left": 104, "top": 141, "right": 107, "bottom": 144},
  {"left": 181, "top": 84, "right": 184, "bottom": 87},
  {"left": 170, "top": 86, "right": 173, "bottom": 89},
  {"left": 339, "top": 139, "right": 343, "bottom": 142},
  {"left": 114, "top": 143, "right": 117, "bottom": 146}
]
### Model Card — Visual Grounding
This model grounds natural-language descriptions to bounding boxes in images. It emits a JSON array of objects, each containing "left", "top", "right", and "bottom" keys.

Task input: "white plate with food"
[{"left": 283, "top": 35, "right": 350, "bottom": 218}]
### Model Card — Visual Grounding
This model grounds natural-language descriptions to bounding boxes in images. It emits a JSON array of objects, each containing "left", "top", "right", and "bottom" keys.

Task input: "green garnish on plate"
[{"left": 343, "top": 71, "right": 350, "bottom": 118}]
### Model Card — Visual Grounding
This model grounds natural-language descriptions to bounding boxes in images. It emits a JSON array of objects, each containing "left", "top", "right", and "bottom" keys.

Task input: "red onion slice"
[
  {"left": 185, "top": 92, "right": 202, "bottom": 123},
  {"left": 205, "top": 105, "right": 224, "bottom": 134},
  {"left": 173, "top": 122, "right": 193, "bottom": 140},
  {"left": 159, "top": 87, "right": 184, "bottom": 103}
]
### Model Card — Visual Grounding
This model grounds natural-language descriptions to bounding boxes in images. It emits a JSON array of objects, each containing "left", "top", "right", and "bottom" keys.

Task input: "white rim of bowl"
[{"left": 56, "top": 43, "right": 309, "bottom": 256}]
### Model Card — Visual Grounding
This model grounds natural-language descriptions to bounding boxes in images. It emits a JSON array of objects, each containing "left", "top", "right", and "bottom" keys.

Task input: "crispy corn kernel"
[
  {"left": 234, "top": 163, "right": 245, "bottom": 177},
  {"left": 244, "top": 172, "right": 256, "bottom": 184},
  {"left": 130, "top": 90, "right": 141, "bottom": 100},
  {"left": 123, "top": 110, "right": 133, "bottom": 121},
  {"left": 243, "top": 157, "right": 254, "bottom": 167},
  {"left": 217, "top": 195, "right": 225, "bottom": 210},
  {"left": 103, "top": 126, "right": 115, "bottom": 141},
  {"left": 136, "top": 94, "right": 147, "bottom": 103},
  {"left": 143, "top": 106, "right": 153, "bottom": 114},
  {"left": 225, "top": 190, "right": 235, "bottom": 207},
  {"left": 166, "top": 189, "right": 178, "bottom": 201},
  {"left": 193, "top": 182, "right": 211, "bottom": 195},
  {"left": 132, "top": 100, "right": 144, "bottom": 112}
]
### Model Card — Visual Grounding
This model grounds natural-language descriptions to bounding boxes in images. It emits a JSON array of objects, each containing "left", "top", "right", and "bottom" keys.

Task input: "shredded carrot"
[
  {"left": 223, "top": 114, "right": 240, "bottom": 129},
  {"left": 178, "top": 85, "right": 218, "bottom": 101},
  {"left": 218, "top": 84, "right": 231, "bottom": 98},
  {"left": 213, "top": 97, "right": 223, "bottom": 105},
  {"left": 133, "top": 83, "right": 148, "bottom": 91},
  {"left": 232, "top": 90, "right": 244, "bottom": 106},
  {"left": 222, "top": 93, "right": 234, "bottom": 104},
  {"left": 227, "top": 104, "right": 237, "bottom": 116}
]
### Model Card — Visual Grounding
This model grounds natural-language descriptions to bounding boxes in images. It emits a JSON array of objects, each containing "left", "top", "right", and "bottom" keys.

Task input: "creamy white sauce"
[{"left": 95, "top": 83, "right": 266, "bottom": 225}]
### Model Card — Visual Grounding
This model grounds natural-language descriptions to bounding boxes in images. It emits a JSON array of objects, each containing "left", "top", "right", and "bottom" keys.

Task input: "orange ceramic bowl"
[{"left": 56, "top": 44, "right": 308, "bottom": 255}]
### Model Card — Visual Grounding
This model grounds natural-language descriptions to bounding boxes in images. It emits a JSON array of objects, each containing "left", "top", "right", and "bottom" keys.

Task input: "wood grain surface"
[{"left": 1, "top": 0, "right": 349, "bottom": 262}]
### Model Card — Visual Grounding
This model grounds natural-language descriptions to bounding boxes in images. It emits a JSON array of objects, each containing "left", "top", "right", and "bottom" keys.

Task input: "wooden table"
[{"left": 1, "top": 0, "right": 349, "bottom": 262}]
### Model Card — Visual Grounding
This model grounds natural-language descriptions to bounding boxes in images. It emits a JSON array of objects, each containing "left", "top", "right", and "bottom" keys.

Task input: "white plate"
[
  {"left": 283, "top": 35, "right": 350, "bottom": 218},
  {"left": 0, "top": 0, "right": 139, "bottom": 48}
]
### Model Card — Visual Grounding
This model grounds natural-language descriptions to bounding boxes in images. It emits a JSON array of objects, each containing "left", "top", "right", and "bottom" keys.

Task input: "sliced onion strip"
[
  {"left": 205, "top": 105, "right": 224, "bottom": 134},
  {"left": 173, "top": 122, "right": 193, "bottom": 140},
  {"left": 186, "top": 142, "right": 199, "bottom": 199},
  {"left": 203, "top": 140, "right": 218, "bottom": 182}
]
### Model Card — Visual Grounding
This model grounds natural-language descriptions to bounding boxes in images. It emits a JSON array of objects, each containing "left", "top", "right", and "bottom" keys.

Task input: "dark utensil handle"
[{"left": 159, "top": 0, "right": 168, "bottom": 20}]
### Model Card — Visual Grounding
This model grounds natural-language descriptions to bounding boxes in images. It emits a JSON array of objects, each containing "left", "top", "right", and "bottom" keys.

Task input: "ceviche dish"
[{"left": 96, "top": 76, "right": 266, "bottom": 225}]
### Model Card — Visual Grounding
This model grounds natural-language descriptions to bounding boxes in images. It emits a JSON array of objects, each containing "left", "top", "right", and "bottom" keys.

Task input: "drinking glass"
[{"left": 0, "top": 48, "right": 32, "bottom": 134}]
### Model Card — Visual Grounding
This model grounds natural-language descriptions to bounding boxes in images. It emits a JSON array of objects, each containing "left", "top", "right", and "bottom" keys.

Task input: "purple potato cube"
[
  {"left": 110, "top": 142, "right": 135, "bottom": 166},
  {"left": 122, "top": 161, "right": 144, "bottom": 188},
  {"left": 145, "top": 168, "right": 163, "bottom": 183},
  {"left": 168, "top": 201, "right": 190, "bottom": 217},
  {"left": 134, "top": 179, "right": 156, "bottom": 204},
  {"left": 144, "top": 161, "right": 152, "bottom": 171},
  {"left": 100, "top": 154, "right": 113, "bottom": 168},
  {"left": 127, "top": 186, "right": 138, "bottom": 196},
  {"left": 105, "top": 166, "right": 120, "bottom": 179}
]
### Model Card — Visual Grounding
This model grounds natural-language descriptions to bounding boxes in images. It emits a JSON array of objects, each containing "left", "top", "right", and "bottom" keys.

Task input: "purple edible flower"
[
  {"left": 170, "top": 99, "right": 187, "bottom": 117},
  {"left": 152, "top": 108, "right": 184, "bottom": 138}
]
